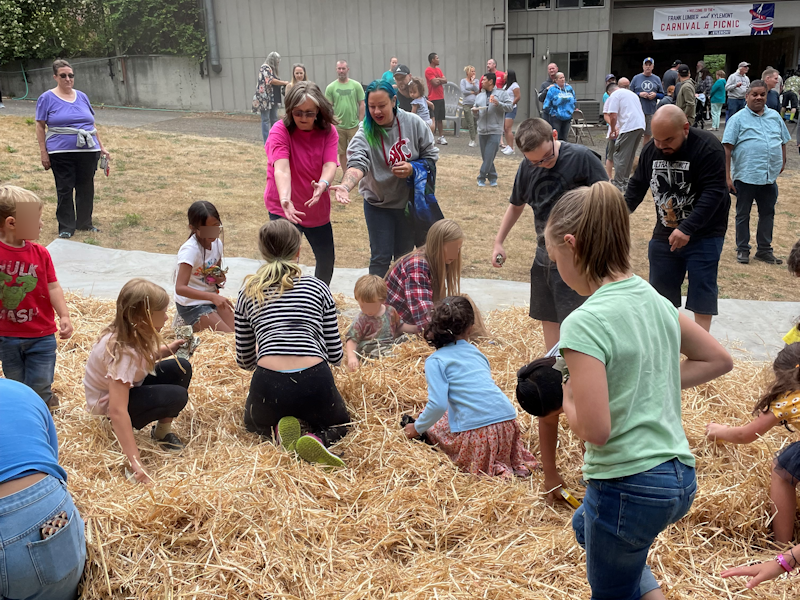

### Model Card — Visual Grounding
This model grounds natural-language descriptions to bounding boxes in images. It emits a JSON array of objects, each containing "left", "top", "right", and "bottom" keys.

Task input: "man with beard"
[
  {"left": 393, "top": 64, "right": 414, "bottom": 112},
  {"left": 625, "top": 105, "right": 730, "bottom": 332}
]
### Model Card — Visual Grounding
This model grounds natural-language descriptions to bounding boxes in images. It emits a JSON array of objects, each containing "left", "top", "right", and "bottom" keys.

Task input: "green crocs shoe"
[
  {"left": 295, "top": 435, "right": 345, "bottom": 468},
  {"left": 277, "top": 416, "right": 301, "bottom": 453}
]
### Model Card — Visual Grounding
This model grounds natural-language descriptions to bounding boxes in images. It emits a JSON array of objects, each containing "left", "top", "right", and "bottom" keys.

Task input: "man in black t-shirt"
[
  {"left": 491, "top": 117, "right": 608, "bottom": 350},
  {"left": 626, "top": 104, "right": 730, "bottom": 332},
  {"left": 393, "top": 64, "right": 413, "bottom": 112}
]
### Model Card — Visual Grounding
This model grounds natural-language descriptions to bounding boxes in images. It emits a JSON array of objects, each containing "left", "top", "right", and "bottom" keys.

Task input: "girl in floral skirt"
[{"left": 403, "top": 296, "right": 538, "bottom": 477}]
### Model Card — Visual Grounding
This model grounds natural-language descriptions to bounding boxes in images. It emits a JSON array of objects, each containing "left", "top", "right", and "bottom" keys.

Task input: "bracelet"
[
  {"left": 776, "top": 554, "right": 793, "bottom": 573},
  {"left": 319, "top": 178, "right": 330, "bottom": 189}
]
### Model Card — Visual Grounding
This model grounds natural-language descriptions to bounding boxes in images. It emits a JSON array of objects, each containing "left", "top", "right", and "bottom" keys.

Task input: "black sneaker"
[
  {"left": 754, "top": 252, "right": 783, "bottom": 265},
  {"left": 736, "top": 250, "right": 749, "bottom": 264},
  {"left": 151, "top": 427, "right": 185, "bottom": 451}
]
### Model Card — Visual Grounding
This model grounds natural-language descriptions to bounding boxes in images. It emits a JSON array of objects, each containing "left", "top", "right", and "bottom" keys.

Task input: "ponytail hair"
[
  {"left": 753, "top": 343, "right": 800, "bottom": 415},
  {"left": 242, "top": 220, "right": 302, "bottom": 305},
  {"left": 423, "top": 296, "right": 475, "bottom": 349},
  {"left": 363, "top": 79, "right": 397, "bottom": 147},
  {"left": 545, "top": 181, "right": 631, "bottom": 284}
]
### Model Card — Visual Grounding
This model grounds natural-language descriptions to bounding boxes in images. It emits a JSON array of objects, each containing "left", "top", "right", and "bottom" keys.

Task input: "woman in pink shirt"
[{"left": 265, "top": 82, "right": 341, "bottom": 285}]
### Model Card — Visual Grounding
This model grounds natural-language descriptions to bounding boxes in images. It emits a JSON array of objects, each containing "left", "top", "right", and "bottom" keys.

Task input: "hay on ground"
[{"left": 35, "top": 293, "right": 797, "bottom": 598}]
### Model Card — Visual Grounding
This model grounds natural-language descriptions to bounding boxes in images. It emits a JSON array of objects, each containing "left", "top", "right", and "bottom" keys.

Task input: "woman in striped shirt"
[{"left": 234, "top": 219, "right": 349, "bottom": 467}]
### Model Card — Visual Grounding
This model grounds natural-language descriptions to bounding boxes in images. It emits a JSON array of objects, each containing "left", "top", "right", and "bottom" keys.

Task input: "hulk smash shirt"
[{"left": 0, "top": 240, "right": 58, "bottom": 337}]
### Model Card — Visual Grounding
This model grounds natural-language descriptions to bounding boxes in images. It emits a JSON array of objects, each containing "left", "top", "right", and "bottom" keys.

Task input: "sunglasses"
[
  {"left": 292, "top": 110, "right": 318, "bottom": 119},
  {"left": 58, "top": 73, "right": 75, "bottom": 79}
]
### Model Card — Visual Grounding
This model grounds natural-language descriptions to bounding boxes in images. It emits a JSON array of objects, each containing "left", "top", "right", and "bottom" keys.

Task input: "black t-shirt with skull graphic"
[{"left": 625, "top": 128, "right": 730, "bottom": 242}]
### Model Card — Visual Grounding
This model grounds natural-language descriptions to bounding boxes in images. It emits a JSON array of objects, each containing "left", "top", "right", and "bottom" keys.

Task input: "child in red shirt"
[{"left": 0, "top": 186, "right": 72, "bottom": 408}]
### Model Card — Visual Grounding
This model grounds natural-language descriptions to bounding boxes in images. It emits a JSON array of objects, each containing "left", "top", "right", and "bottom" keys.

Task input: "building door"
[{"left": 509, "top": 53, "right": 532, "bottom": 121}]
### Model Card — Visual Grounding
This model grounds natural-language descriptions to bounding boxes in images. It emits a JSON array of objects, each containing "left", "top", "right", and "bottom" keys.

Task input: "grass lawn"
[{"left": 2, "top": 115, "right": 800, "bottom": 302}]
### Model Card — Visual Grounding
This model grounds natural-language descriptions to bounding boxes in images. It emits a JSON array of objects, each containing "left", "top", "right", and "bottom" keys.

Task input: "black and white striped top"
[{"left": 234, "top": 276, "right": 343, "bottom": 370}]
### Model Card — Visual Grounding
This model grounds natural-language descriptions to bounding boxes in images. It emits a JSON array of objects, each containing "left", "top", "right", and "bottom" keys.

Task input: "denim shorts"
[
  {"left": 648, "top": 236, "right": 724, "bottom": 316},
  {"left": 505, "top": 106, "right": 518, "bottom": 120},
  {"left": 573, "top": 459, "right": 696, "bottom": 600},
  {"left": 175, "top": 302, "right": 217, "bottom": 326},
  {"left": 0, "top": 475, "right": 86, "bottom": 600}
]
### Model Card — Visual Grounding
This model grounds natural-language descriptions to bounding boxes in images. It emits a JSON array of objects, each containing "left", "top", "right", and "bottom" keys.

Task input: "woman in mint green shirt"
[{"left": 544, "top": 181, "right": 733, "bottom": 600}]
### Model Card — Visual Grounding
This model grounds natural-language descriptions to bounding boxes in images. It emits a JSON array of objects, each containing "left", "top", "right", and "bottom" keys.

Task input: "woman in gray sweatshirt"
[
  {"left": 332, "top": 79, "right": 439, "bottom": 277},
  {"left": 472, "top": 72, "right": 513, "bottom": 187}
]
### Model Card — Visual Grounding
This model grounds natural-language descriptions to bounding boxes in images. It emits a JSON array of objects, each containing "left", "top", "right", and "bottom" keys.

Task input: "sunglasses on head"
[{"left": 58, "top": 73, "right": 75, "bottom": 79}]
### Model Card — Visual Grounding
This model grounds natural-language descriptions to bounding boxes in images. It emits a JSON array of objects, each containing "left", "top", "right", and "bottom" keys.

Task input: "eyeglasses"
[
  {"left": 292, "top": 110, "right": 318, "bottom": 119},
  {"left": 58, "top": 73, "right": 75, "bottom": 79},
  {"left": 527, "top": 139, "right": 556, "bottom": 167}
]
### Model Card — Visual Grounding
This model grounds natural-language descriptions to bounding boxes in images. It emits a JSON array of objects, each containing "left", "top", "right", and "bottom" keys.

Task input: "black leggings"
[
  {"left": 128, "top": 358, "right": 192, "bottom": 429},
  {"left": 49, "top": 151, "right": 99, "bottom": 234},
  {"left": 244, "top": 361, "right": 350, "bottom": 446},
  {"left": 269, "top": 213, "right": 335, "bottom": 285}
]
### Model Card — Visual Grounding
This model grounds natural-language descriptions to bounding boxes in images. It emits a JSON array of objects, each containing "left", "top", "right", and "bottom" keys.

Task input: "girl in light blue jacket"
[
  {"left": 543, "top": 72, "right": 576, "bottom": 142},
  {"left": 403, "top": 296, "right": 539, "bottom": 477}
]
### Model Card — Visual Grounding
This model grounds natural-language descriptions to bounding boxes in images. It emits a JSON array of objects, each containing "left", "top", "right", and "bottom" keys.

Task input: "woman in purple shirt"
[{"left": 35, "top": 60, "right": 110, "bottom": 239}]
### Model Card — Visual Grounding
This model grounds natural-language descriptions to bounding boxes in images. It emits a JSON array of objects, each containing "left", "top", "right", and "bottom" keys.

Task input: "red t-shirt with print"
[{"left": 0, "top": 240, "right": 58, "bottom": 338}]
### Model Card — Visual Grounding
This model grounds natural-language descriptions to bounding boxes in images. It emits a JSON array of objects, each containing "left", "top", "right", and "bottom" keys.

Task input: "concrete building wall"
[
  {"left": 508, "top": 4, "right": 611, "bottom": 106},
  {"left": 0, "top": 56, "right": 211, "bottom": 111},
  {"left": 207, "top": 0, "right": 507, "bottom": 113}
]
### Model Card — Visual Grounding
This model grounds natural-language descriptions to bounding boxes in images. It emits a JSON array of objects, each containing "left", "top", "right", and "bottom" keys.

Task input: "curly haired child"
[
  {"left": 403, "top": 296, "right": 538, "bottom": 477},
  {"left": 707, "top": 342, "right": 800, "bottom": 543}
]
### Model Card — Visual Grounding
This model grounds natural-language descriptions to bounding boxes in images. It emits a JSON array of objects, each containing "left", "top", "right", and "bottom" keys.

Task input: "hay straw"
[{"left": 34, "top": 293, "right": 796, "bottom": 598}]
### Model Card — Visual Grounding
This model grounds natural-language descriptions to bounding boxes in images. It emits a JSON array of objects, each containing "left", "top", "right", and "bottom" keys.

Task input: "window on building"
[
  {"left": 569, "top": 52, "right": 589, "bottom": 82},
  {"left": 508, "top": 0, "right": 526, "bottom": 9},
  {"left": 528, "top": 0, "right": 551, "bottom": 8},
  {"left": 551, "top": 53, "right": 569, "bottom": 78},
  {"left": 555, "top": 0, "right": 603, "bottom": 6}
]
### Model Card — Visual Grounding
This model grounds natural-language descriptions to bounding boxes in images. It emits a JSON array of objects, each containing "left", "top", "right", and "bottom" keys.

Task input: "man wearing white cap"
[
  {"left": 632, "top": 57, "right": 664, "bottom": 146},
  {"left": 726, "top": 62, "right": 751, "bottom": 118}
]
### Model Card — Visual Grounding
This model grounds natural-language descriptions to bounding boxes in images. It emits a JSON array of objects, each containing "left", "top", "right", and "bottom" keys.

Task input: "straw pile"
[{"left": 37, "top": 293, "right": 795, "bottom": 598}]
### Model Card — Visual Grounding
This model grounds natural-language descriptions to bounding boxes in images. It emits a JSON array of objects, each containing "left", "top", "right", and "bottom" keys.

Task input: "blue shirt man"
[{"left": 723, "top": 81, "right": 790, "bottom": 265}]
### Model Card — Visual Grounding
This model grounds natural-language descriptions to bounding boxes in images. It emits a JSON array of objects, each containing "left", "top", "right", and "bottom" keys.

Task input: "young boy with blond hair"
[
  {"left": 0, "top": 185, "right": 72, "bottom": 408},
  {"left": 345, "top": 274, "right": 415, "bottom": 371}
]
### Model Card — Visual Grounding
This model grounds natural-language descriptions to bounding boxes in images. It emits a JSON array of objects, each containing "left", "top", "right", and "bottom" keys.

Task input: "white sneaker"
[
  {"left": 0, "top": 103, "right": 5, "bottom": 109},
  {"left": 468, "top": 140, "right": 476, "bottom": 147},
  {"left": 438, "top": 137, "right": 448, "bottom": 145},
  {"left": 502, "top": 146, "right": 514, "bottom": 155}
]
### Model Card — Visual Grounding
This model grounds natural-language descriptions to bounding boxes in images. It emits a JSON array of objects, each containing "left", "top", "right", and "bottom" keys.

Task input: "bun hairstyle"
[
  {"left": 545, "top": 181, "right": 631, "bottom": 285},
  {"left": 753, "top": 343, "right": 800, "bottom": 416},
  {"left": 423, "top": 296, "right": 474, "bottom": 349},
  {"left": 242, "top": 219, "right": 302, "bottom": 305},
  {"left": 516, "top": 357, "right": 564, "bottom": 417}
]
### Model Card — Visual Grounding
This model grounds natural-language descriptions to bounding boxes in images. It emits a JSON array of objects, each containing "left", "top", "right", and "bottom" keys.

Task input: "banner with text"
[{"left": 653, "top": 4, "right": 775, "bottom": 40}]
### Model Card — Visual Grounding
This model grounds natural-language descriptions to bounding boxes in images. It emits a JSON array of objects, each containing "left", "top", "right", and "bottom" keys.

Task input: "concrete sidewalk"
[{"left": 47, "top": 240, "right": 798, "bottom": 361}]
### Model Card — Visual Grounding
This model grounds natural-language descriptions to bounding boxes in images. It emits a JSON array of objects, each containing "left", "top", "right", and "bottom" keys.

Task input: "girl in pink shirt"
[{"left": 265, "top": 82, "right": 344, "bottom": 285}]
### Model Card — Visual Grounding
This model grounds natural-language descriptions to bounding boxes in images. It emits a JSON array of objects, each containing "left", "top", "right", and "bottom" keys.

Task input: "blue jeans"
[
  {"left": 648, "top": 237, "right": 724, "bottom": 316},
  {"left": 260, "top": 106, "right": 279, "bottom": 144},
  {"left": 0, "top": 476, "right": 86, "bottom": 600},
  {"left": 551, "top": 117, "right": 571, "bottom": 142},
  {"left": 0, "top": 335, "right": 57, "bottom": 405},
  {"left": 727, "top": 97, "right": 746, "bottom": 120},
  {"left": 573, "top": 459, "right": 696, "bottom": 600},
  {"left": 363, "top": 200, "right": 414, "bottom": 277},
  {"left": 478, "top": 133, "right": 501, "bottom": 184},
  {"left": 734, "top": 180, "right": 778, "bottom": 255}
]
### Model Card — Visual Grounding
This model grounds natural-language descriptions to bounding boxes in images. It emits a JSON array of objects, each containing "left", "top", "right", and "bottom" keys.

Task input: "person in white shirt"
[{"left": 603, "top": 83, "right": 645, "bottom": 193}]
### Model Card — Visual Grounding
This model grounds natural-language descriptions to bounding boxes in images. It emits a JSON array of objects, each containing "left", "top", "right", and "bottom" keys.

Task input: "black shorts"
[
  {"left": 647, "top": 237, "right": 724, "bottom": 316},
  {"left": 432, "top": 99, "right": 446, "bottom": 121},
  {"left": 529, "top": 261, "right": 587, "bottom": 323}
]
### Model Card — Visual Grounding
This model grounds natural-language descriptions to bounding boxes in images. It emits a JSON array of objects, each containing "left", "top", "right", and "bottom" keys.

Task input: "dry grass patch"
[
  {"left": 2, "top": 115, "right": 800, "bottom": 301},
  {"left": 19, "top": 293, "right": 798, "bottom": 598}
]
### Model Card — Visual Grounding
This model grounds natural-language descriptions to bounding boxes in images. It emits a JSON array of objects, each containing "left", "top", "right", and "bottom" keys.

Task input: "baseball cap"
[
  {"left": 672, "top": 59, "right": 682, "bottom": 67},
  {"left": 643, "top": 57, "right": 654, "bottom": 64},
  {"left": 677, "top": 64, "right": 690, "bottom": 76},
  {"left": 738, "top": 61, "right": 751, "bottom": 68},
  {"left": 394, "top": 64, "right": 411, "bottom": 75},
  {"left": 605, "top": 74, "right": 616, "bottom": 82}
]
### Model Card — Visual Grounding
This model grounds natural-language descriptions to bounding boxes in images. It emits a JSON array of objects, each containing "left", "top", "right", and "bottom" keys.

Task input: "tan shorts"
[
  {"left": 337, "top": 126, "right": 359, "bottom": 155},
  {"left": 644, "top": 113, "right": 653, "bottom": 137}
]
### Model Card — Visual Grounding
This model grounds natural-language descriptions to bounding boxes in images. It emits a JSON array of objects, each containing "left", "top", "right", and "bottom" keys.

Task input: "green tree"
[
  {"left": 0, "top": 0, "right": 69, "bottom": 62},
  {"left": 704, "top": 54, "right": 726, "bottom": 76}
]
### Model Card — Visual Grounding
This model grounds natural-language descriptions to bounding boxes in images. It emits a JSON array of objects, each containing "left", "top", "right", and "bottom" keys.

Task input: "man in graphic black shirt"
[{"left": 626, "top": 104, "right": 730, "bottom": 332}]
